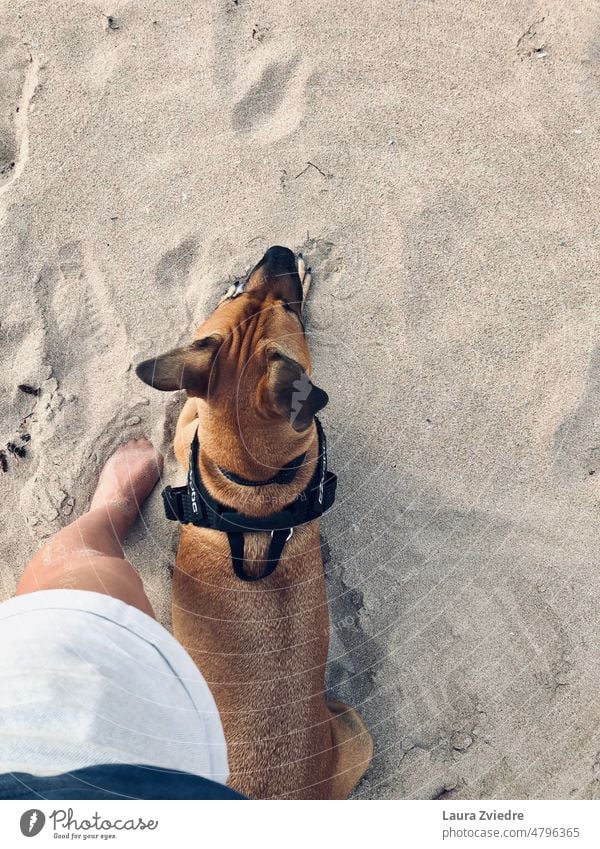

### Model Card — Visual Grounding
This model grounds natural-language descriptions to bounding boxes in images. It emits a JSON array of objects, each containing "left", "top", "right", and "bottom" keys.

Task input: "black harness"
[{"left": 161, "top": 419, "right": 337, "bottom": 582}]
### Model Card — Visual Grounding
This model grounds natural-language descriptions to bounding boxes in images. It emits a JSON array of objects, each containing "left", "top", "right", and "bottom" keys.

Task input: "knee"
[
  {"left": 18, "top": 553, "right": 137, "bottom": 594},
  {"left": 16, "top": 555, "right": 155, "bottom": 619}
]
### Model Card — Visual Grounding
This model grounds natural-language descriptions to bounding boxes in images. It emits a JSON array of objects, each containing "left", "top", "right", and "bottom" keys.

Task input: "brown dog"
[{"left": 136, "top": 246, "right": 372, "bottom": 799}]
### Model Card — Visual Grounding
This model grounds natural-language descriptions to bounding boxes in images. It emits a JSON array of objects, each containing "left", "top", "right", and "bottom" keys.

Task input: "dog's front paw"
[{"left": 296, "top": 253, "right": 312, "bottom": 307}]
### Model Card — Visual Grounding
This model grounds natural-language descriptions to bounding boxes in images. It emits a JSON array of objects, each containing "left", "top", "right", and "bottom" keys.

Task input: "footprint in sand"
[
  {"left": 231, "top": 54, "right": 312, "bottom": 143},
  {"left": 553, "top": 343, "right": 600, "bottom": 481},
  {"left": 150, "top": 237, "right": 202, "bottom": 332},
  {"left": 52, "top": 241, "right": 116, "bottom": 363},
  {"left": 22, "top": 242, "right": 131, "bottom": 535},
  {"left": 156, "top": 237, "right": 198, "bottom": 288},
  {"left": 0, "top": 35, "right": 38, "bottom": 197},
  {"left": 212, "top": 1, "right": 313, "bottom": 144}
]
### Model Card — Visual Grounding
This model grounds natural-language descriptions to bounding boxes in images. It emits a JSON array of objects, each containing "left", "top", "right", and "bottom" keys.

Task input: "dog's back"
[{"left": 174, "top": 521, "right": 337, "bottom": 798}]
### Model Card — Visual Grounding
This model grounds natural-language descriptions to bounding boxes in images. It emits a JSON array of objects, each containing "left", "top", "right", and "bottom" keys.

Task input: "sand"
[{"left": 1, "top": 0, "right": 600, "bottom": 799}]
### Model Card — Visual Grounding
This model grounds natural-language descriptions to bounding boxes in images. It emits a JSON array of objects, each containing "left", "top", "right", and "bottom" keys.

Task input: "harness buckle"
[
  {"left": 162, "top": 485, "right": 188, "bottom": 522},
  {"left": 272, "top": 527, "right": 294, "bottom": 543}
]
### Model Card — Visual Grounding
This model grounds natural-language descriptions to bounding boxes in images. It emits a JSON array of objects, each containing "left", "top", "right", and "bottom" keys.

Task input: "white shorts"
[{"left": 0, "top": 590, "right": 228, "bottom": 784}]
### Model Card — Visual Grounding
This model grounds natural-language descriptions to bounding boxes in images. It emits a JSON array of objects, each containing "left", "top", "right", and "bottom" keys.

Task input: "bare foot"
[{"left": 90, "top": 439, "right": 164, "bottom": 532}]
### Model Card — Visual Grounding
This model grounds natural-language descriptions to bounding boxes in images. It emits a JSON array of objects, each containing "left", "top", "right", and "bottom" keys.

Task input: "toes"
[
  {"left": 301, "top": 268, "right": 312, "bottom": 302},
  {"left": 112, "top": 439, "right": 163, "bottom": 471},
  {"left": 296, "top": 254, "right": 312, "bottom": 313},
  {"left": 219, "top": 284, "right": 237, "bottom": 304}
]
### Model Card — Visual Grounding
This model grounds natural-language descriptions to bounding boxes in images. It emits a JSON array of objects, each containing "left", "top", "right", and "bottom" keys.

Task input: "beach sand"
[{"left": 1, "top": 0, "right": 600, "bottom": 798}]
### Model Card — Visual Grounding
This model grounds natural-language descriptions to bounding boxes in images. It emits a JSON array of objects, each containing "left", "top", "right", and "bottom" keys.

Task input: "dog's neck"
[{"left": 195, "top": 418, "right": 319, "bottom": 519}]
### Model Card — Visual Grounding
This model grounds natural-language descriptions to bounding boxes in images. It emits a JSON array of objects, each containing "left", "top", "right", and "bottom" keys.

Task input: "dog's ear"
[
  {"left": 264, "top": 345, "right": 328, "bottom": 432},
  {"left": 135, "top": 334, "right": 222, "bottom": 396}
]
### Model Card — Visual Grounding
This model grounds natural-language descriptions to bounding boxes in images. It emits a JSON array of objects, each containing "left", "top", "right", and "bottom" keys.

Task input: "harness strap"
[
  {"left": 228, "top": 528, "right": 293, "bottom": 582},
  {"left": 218, "top": 452, "right": 306, "bottom": 487}
]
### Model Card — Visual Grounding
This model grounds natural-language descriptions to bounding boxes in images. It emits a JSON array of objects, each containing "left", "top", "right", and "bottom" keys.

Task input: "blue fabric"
[{"left": 0, "top": 764, "right": 245, "bottom": 800}]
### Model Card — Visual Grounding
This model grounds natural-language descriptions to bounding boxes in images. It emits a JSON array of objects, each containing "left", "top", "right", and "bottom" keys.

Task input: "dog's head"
[{"left": 136, "top": 247, "right": 328, "bottom": 442}]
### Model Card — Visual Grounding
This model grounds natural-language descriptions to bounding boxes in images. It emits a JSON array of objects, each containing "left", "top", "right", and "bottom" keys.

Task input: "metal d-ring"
[{"left": 271, "top": 528, "right": 294, "bottom": 542}]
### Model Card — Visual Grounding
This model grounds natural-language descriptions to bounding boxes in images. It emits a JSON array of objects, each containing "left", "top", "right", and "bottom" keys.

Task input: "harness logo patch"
[{"left": 20, "top": 810, "right": 46, "bottom": 837}]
